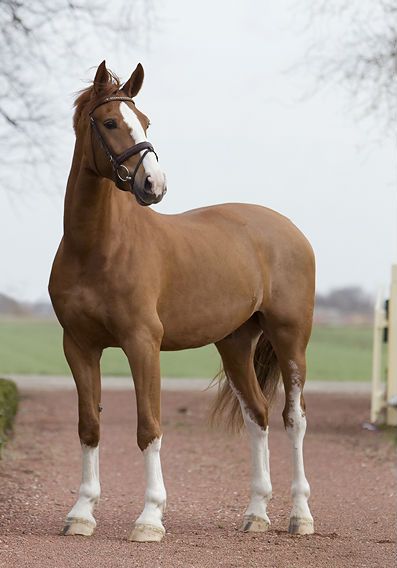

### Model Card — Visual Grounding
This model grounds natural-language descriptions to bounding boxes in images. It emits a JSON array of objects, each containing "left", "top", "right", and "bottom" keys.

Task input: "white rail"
[
  {"left": 386, "top": 265, "right": 397, "bottom": 426},
  {"left": 371, "top": 288, "right": 387, "bottom": 423},
  {"left": 371, "top": 264, "right": 397, "bottom": 426}
]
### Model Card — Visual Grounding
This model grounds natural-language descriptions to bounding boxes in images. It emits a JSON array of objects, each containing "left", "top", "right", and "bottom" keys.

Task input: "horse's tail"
[{"left": 210, "top": 334, "right": 280, "bottom": 432}]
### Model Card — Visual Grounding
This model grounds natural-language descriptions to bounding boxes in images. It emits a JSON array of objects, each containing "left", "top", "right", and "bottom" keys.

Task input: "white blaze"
[{"left": 119, "top": 102, "right": 165, "bottom": 196}]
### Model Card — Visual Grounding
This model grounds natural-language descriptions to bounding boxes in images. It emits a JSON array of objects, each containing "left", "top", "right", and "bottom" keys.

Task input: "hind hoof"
[
  {"left": 62, "top": 518, "right": 95, "bottom": 537},
  {"left": 242, "top": 514, "right": 270, "bottom": 533},
  {"left": 128, "top": 523, "right": 165, "bottom": 542},
  {"left": 288, "top": 517, "right": 314, "bottom": 535}
]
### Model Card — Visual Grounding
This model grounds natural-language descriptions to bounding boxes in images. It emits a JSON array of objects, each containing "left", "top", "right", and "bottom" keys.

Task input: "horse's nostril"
[{"left": 144, "top": 176, "right": 153, "bottom": 193}]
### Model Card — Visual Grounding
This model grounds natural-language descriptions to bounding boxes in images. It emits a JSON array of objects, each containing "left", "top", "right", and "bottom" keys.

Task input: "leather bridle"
[{"left": 89, "top": 96, "right": 158, "bottom": 193}]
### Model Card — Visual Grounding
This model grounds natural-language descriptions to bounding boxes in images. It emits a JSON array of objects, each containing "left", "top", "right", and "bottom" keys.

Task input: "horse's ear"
[
  {"left": 93, "top": 60, "right": 110, "bottom": 94},
  {"left": 123, "top": 63, "right": 144, "bottom": 98}
]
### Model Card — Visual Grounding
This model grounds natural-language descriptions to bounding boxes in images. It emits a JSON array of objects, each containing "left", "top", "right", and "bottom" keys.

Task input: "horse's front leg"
[
  {"left": 62, "top": 333, "right": 101, "bottom": 537},
  {"left": 123, "top": 324, "right": 167, "bottom": 543}
]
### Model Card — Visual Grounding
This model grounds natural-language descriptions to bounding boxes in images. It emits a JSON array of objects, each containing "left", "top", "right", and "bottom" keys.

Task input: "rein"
[{"left": 89, "top": 96, "right": 158, "bottom": 193}]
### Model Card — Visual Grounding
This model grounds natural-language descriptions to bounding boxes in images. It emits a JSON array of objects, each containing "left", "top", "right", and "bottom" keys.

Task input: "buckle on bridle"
[{"left": 116, "top": 164, "right": 131, "bottom": 182}]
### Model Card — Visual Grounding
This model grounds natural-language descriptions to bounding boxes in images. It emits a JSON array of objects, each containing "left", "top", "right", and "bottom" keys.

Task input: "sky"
[{"left": 0, "top": 0, "right": 396, "bottom": 302}]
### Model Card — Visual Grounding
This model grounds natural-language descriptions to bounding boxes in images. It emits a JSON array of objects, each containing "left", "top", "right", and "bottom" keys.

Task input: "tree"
[
  {"left": 303, "top": 0, "right": 397, "bottom": 136},
  {"left": 0, "top": 0, "right": 156, "bottom": 191},
  {"left": 316, "top": 286, "right": 373, "bottom": 314}
]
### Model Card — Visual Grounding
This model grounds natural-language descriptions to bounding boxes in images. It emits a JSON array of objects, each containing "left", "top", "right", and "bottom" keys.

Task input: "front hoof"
[
  {"left": 62, "top": 518, "right": 95, "bottom": 537},
  {"left": 128, "top": 523, "right": 165, "bottom": 542},
  {"left": 288, "top": 516, "right": 314, "bottom": 535},
  {"left": 242, "top": 514, "right": 270, "bottom": 533}
]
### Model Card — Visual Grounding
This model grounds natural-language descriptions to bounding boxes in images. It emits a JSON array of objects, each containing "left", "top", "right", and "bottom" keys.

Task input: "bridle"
[{"left": 89, "top": 96, "right": 158, "bottom": 193}]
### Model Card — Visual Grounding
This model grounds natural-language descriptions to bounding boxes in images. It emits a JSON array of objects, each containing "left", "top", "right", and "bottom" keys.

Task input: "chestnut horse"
[{"left": 49, "top": 61, "right": 315, "bottom": 542}]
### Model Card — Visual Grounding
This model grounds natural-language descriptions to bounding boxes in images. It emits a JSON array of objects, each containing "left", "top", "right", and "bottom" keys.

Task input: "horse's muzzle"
[{"left": 134, "top": 185, "right": 167, "bottom": 207}]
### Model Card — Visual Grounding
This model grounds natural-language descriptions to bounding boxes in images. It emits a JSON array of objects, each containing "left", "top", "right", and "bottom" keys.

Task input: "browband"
[{"left": 89, "top": 96, "right": 135, "bottom": 115}]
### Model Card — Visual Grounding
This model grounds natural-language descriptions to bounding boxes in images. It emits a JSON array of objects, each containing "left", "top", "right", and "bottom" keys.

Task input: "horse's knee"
[
  {"left": 240, "top": 397, "right": 269, "bottom": 432},
  {"left": 79, "top": 417, "right": 100, "bottom": 447},
  {"left": 137, "top": 419, "right": 162, "bottom": 451},
  {"left": 252, "top": 403, "right": 269, "bottom": 430},
  {"left": 233, "top": 385, "right": 269, "bottom": 431}
]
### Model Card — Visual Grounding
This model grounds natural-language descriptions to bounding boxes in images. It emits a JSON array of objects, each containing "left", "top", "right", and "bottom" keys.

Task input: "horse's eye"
[{"left": 104, "top": 119, "right": 117, "bottom": 129}]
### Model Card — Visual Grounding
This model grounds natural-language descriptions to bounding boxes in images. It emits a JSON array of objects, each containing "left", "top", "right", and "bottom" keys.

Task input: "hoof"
[
  {"left": 128, "top": 523, "right": 165, "bottom": 542},
  {"left": 242, "top": 514, "right": 270, "bottom": 533},
  {"left": 288, "top": 516, "right": 314, "bottom": 535},
  {"left": 62, "top": 518, "right": 95, "bottom": 537}
]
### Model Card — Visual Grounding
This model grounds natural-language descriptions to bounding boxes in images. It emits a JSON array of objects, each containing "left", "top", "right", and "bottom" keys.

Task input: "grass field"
[{"left": 0, "top": 319, "right": 373, "bottom": 381}]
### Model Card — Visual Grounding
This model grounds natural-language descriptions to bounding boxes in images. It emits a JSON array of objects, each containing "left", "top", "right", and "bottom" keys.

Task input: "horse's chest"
[
  {"left": 53, "top": 281, "right": 103, "bottom": 323},
  {"left": 50, "top": 249, "right": 145, "bottom": 344},
  {"left": 51, "top": 270, "right": 117, "bottom": 333}
]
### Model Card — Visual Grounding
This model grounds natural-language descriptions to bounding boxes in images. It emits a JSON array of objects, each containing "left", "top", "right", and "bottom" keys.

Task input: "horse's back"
[
  {"left": 153, "top": 202, "right": 315, "bottom": 348},
  {"left": 159, "top": 202, "right": 314, "bottom": 282},
  {"left": 165, "top": 202, "right": 311, "bottom": 253}
]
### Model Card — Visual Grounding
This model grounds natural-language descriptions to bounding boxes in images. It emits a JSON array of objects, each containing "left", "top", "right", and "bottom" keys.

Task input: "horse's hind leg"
[
  {"left": 269, "top": 323, "right": 314, "bottom": 535},
  {"left": 215, "top": 320, "right": 272, "bottom": 532},
  {"left": 62, "top": 332, "right": 101, "bottom": 537}
]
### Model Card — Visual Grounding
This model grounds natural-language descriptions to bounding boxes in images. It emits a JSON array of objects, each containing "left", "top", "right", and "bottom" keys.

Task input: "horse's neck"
[{"left": 63, "top": 143, "right": 135, "bottom": 254}]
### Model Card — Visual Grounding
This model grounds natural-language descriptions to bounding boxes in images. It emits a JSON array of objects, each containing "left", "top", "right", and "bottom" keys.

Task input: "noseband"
[{"left": 89, "top": 96, "right": 158, "bottom": 193}]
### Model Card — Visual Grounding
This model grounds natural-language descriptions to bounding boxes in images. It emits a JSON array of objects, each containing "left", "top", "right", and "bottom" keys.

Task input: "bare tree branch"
[
  {"left": 300, "top": 0, "right": 397, "bottom": 137},
  {"left": 0, "top": 0, "right": 158, "bottom": 192}
]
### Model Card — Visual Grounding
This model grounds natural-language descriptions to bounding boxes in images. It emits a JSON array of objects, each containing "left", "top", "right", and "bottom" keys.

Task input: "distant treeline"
[
  {"left": 315, "top": 286, "right": 373, "bottom": 315},
  {"left": 0, "top": 287, "right": 374, "bottom": 319},
  {"left": 0, "top": 293, "right": 54, "bottom": 318}
]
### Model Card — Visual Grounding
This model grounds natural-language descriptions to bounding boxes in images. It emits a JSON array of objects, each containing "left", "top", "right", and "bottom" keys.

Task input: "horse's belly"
[{"left": 159, "top": 291, "right": 260, "bottom": 350}]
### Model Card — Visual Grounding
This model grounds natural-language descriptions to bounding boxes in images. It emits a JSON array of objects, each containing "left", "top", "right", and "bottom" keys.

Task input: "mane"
[{"left": 73, "top": 69, "right": 122, "bottom": 131}]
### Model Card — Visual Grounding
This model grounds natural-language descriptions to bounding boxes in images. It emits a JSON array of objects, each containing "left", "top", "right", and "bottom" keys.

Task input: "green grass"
[
  {"left": 306, "top": 325, "right": 373, "bottom": 381},
  {"left": 0, "top": 319, "right": 373, "bottom": 381},
  {"left": 0, "top": 378, "right": 18, "bottom": 455}
]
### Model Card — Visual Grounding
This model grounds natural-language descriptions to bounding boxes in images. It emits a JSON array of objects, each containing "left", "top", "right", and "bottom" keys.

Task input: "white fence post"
[
  {"left": 386, "top": 264, "right": 397, "bottom": 426},
  {"left": 371, "top": 288, "right": 387, "bottom": 424}
]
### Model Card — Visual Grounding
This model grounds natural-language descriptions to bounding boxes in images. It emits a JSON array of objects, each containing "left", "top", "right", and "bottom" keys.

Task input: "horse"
[{"left": 49, "top": 61, "right": 315, "bottom": 543}]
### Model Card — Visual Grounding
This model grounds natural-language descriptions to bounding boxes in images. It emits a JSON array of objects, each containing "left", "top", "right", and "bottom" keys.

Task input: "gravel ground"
[
  {"left": 5, "top": 375, "right": 373, "bottom": 393},
  {"left": 0, "top": 387, "right": 395, "bottom": 568}
]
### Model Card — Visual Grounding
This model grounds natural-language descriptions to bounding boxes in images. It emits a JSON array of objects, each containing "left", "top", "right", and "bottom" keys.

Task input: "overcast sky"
[{"left": 0, "top": 0, "right": 396, "bottom": 302}]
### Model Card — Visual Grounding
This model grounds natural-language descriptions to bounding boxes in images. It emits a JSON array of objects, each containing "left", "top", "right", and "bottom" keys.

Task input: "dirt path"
[
  {"left": 0, "top": 388, "right": 395, "bottom": 567},
  {"left": 5, "top": 375, "right": 373, "bottom": 393}
]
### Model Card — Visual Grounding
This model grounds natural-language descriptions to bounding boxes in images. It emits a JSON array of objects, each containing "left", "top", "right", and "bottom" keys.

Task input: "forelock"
[{"left": 72, "top": 69, "right": 122, "bottom": 131}]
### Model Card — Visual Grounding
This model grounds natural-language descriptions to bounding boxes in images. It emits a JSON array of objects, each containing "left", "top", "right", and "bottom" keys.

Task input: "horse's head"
[{"left": 81, "top": 61, "right": 167, "bottom": 206}]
